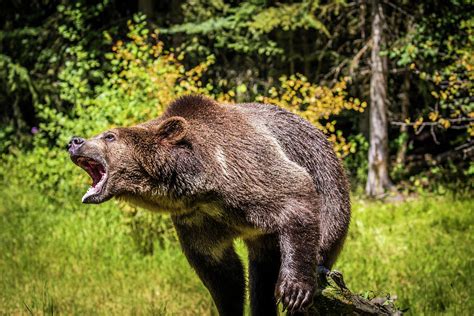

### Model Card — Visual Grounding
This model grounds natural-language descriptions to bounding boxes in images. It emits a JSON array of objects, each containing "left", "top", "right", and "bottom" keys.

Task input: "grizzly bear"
[{"left": 67, "top": 95, "right": 350, "bottom": 315}]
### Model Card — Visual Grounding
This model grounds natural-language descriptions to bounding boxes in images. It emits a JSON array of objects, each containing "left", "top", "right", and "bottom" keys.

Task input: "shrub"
[{"left": 257, "top": 74, "right": 367, "bottom": 158}]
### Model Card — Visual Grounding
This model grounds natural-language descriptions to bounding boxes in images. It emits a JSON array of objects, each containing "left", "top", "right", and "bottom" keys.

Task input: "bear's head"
[{"left": 67, "top": 116, "right": 189, "bottom": 204}]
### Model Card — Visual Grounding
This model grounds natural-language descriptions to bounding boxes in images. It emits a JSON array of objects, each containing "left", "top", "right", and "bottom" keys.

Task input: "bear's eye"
[{"left": 104, "top": 134, "right": 116, "bottom": 142}]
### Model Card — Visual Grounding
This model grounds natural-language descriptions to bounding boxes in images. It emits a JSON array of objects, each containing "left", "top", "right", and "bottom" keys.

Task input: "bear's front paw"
[{"left": 275, "top": 274, "right": 315, "bottom": 313}]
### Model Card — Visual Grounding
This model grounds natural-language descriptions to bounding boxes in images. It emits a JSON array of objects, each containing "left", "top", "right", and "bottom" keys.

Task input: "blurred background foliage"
[
  {"left": 0, "top": 0, "right": 473, "bottom": 314},
  {"left": 1, "top": 0, "right": 472, "bottom": 191}
]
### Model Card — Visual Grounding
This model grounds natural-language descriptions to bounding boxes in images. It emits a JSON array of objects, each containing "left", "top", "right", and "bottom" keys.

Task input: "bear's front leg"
[
  {"left": 173, "top": 218, "right": 245, "bottom": 316},
  {"left": 275, "top": 205, "right": 320, "bottom": 314},
  {"left": 245, "top": 234, "right": 281, "bottom": 316}
]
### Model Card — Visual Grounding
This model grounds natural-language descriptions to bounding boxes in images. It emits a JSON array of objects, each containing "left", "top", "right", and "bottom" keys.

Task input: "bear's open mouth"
[{"left": 74, "top": 156, "right": 108, "bottom": 202}]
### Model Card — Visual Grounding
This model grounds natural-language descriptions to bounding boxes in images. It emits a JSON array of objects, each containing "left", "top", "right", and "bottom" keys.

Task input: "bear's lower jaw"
[{"left": 82, "top": 176, "right": 108, "bottom": 204}]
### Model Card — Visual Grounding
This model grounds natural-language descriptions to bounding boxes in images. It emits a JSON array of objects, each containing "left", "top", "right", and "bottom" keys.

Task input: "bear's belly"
[
  {"left": 121, "top": 194, "right": 264, "bottom": 239},
  {"left": 119, "top": 194, "right": 190, "bottom": 214},
  {"left": 175, "top": 203, "right": 265, "bottom": 239}
]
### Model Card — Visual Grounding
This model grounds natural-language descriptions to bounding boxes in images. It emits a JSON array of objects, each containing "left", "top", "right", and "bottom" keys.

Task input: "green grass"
[
  {"left": 336, "top": 195, "right": 474, "bottom": 315},
  {"left": 0, "top": 188, "right": 213, "bottom": 315},
  {"left": 0, "top": 185, "right": 472, "bottom": 315}
]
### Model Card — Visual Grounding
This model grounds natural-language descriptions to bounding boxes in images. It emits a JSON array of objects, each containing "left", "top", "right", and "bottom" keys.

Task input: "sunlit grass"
[
  {"left": 0, "top": 188, "right": 213, "bottom": 315},
  {"left": 0, "top": 185, "right": 472, "bottom": 315},
  {"left": 337, "top": 195, "right": 474, "bottom": 315}
]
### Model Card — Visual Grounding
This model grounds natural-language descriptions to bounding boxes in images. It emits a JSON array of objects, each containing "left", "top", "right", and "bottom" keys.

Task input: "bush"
[{"left": 257, "top": 74, "right": 367, "bottom": 158}]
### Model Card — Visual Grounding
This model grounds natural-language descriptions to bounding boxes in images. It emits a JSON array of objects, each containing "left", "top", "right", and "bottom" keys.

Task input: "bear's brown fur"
[{"left": 67, "top": 95, "right": 351, "bottom": 315}]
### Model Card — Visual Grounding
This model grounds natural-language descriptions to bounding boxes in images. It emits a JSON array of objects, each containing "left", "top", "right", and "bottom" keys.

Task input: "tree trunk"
[{"left": 366, "top": 0, "right": 391, "bottom": 197}]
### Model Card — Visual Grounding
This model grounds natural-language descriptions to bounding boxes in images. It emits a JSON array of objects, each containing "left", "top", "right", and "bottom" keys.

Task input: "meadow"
[{"left": 1, "top": 182, "right": 472, "bottom": 315}]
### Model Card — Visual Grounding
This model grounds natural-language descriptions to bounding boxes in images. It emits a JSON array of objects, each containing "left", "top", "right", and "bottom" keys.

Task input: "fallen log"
[{"left": 306, "top": 267, "right": 403, "bottom": 315}]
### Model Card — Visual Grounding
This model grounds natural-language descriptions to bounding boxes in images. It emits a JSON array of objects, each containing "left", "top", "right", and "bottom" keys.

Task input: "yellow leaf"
[{"left": 428, "top": 112, "right": 439, "bottom": 121}]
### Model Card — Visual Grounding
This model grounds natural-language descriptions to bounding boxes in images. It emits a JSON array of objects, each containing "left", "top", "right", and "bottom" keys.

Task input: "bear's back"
[{"left": 234, "top": 101, "right": 351, "bottom": 265}]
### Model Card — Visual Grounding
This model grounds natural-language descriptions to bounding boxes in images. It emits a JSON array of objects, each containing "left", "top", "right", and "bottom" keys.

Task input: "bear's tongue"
[{"left": 87, "top": 162, "right": 105, "bottom": 187}]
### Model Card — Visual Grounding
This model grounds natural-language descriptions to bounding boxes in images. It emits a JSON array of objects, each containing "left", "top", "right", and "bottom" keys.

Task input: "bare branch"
[
  {"left": 382, "top": 0, "right": 414, "bottom": 19},
  {"left": 430, "top": 125, "right": 440, "bottom": 145},
  {"left": 391, "top": 117, "right": 474, "bottom": 127},
  {"left": 350, "top": 39, "right": 372, "bottom": 76}
]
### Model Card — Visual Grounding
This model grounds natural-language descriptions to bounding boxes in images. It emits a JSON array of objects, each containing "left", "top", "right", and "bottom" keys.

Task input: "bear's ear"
[{"left": 154, "top": 116, "right": 189, "bottom": 144}]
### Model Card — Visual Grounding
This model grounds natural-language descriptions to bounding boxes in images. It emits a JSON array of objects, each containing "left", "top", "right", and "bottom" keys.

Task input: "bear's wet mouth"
[{"left": 75, "top": 156, "right": 108, "bottom": 202}]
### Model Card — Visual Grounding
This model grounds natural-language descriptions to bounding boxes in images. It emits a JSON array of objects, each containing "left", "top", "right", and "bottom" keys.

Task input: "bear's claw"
[{"left": 276, "top": 276, "right": 314, "bottom": 313}]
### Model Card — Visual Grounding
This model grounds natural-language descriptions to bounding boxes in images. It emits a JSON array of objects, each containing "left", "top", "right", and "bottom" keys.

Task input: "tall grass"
[{"left": 0, "top": 183, "right": 472, "bottom": 315}]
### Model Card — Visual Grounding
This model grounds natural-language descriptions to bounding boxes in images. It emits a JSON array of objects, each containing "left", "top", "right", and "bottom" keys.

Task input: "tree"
[{"left": 366, "top": 0, "right": 392, "bottom": 197}]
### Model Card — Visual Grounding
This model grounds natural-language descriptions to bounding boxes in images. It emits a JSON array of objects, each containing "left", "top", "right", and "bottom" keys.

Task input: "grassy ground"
[
  {"left": 0, "top": 186, "right": 472, "bottom": 315},
  {"left": 336, "top": 195, "right": 473, "bottom": 315}
]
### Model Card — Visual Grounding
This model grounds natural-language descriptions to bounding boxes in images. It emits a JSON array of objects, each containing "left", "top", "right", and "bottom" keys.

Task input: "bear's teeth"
[
  {"left": 82, "top": 186, "right": 97, "bottom": 203},
  {"left": 82, "top": 172, "right": 107, "bottom": 203}
]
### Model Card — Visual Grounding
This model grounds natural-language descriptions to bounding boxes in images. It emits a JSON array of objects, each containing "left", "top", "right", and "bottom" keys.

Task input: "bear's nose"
[{"left": 67, "top": 136, "right": 85, "bottom": 153}]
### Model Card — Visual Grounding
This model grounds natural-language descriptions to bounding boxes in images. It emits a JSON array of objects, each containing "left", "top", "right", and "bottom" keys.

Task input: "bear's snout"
[{"left": 67, "top": 136, "right": 85, "bottom": 154}]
